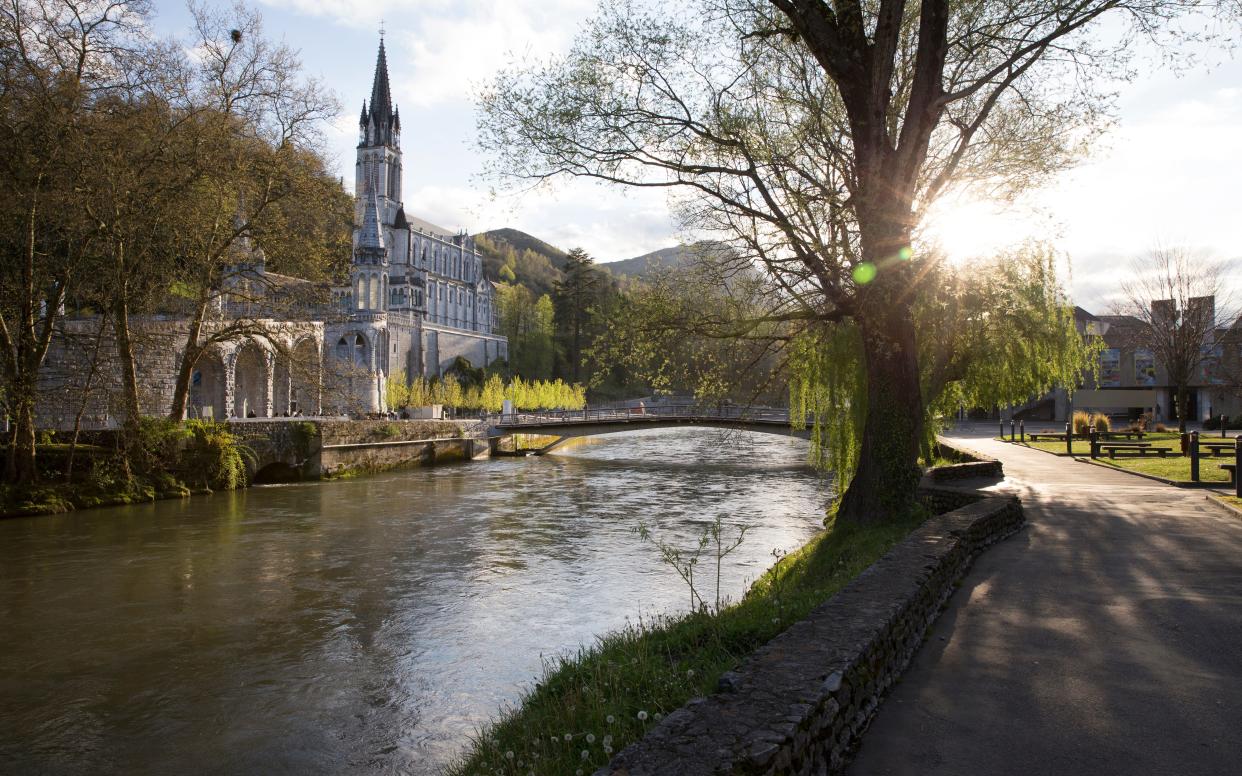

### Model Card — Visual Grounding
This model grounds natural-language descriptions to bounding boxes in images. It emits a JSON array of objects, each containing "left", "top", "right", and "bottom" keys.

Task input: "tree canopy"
[{"left": 479, "top": 0, "right": 1238, "bottom": 524}]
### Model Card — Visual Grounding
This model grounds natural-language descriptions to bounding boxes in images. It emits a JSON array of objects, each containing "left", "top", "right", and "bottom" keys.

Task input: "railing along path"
[{"left": 489, "top": 404, "right": 791, "bottom": 428}]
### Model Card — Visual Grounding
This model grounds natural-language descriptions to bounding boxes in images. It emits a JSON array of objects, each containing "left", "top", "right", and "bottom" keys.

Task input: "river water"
[{"left": 0, "top": 428, "right": 829, "bottom": 775}]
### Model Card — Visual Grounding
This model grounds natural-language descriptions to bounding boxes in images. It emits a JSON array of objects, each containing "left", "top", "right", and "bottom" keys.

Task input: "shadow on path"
[{"left": 848, "top": 427, "right": 1242, "bottom": 776}]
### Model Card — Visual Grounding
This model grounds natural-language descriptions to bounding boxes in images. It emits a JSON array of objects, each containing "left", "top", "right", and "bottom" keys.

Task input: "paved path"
[{"left": 848, "top": 429, "right": 1242, "bottom": 776}]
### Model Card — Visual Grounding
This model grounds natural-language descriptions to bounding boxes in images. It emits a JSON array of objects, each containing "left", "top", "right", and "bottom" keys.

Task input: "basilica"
[
  {"left": 37, "top": 39, "right": 507, "bottom": 427},
  {"left": 322, "top": 38, "right": 507, "bottom": 413}
]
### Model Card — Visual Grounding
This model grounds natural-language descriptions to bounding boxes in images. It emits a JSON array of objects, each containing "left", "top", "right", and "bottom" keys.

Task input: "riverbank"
[
  {"left": 449, "top": 444, "right": 1009, "bottom": 776},
  {"left": 1, "top": 418, "right": 485, "bottom": 518}
]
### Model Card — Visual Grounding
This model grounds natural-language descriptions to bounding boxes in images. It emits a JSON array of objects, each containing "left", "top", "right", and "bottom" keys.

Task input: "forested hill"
[
  {"left": 475, "top": 227, "right": 712, "bottom": 295},
  {"left": 475, "top": 229, "right": 569, "bottom": 298},
  {"left": 600, "top": 244, "right": 703, "bottom": 280}
]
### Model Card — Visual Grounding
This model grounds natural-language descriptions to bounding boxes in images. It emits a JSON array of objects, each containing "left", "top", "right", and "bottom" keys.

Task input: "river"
[{"left": 0, "top": 427, "right": 829, "bottom": 775}]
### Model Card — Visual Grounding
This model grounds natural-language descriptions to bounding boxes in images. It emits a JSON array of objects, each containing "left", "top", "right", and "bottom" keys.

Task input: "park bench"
[
  {"left": 1099, "top": 431, "right": 1145, "bottom": 440},
  {"left": 1098, "top": 442, "right": 1170, "bottom": 458},
  {"left": 1221, "top": 463, "right": 1236, "bottom": 485},
  {"left": 1028, "top": 433, "right": 1067, "bottom": 442},
  {"left": 1201, "top": 442, "right": 1236, "bottom": 457}
]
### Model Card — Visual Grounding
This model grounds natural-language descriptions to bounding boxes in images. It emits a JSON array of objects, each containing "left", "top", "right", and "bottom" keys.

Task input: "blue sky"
[{"left": 148, "top": 1, "right": 1242, "bottom": 308}]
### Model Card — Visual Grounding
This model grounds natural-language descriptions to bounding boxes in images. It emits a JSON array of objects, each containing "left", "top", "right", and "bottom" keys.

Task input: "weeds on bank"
[{"left": 446, "top": 509, "right": 928, "bottom": 776}]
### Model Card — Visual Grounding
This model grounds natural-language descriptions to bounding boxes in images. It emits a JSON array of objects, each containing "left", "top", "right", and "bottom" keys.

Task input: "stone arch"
[
  {"left": 233, "top": 341, "right": 270, "bottom": 418},
  {"left": 290, "top": 336, "right": 321, "bottom": 415},
  {"left": 188, "top": 350, "right": 227, "bottom": 421}
]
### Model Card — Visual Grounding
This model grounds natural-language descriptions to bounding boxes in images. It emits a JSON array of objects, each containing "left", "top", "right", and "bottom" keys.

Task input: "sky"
[{"left": 147, "top": 0, "right": 1242, "bottom": 310}]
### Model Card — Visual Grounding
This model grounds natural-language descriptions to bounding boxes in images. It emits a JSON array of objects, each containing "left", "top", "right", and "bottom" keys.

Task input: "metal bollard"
[
  {"left": 1000, "top": 419, "right": 1005, "bottom": 439},
  {"left": 1223, "top": 415, "right": 1229, "bottom": 439},
  {"left": 1020, "top": 420, "right": 1025, "bottom": 443},
  {"left": 1065, "top": 421, "right": 1073, "bottom": 456},
  {"left": 1010, "top": 419, "right": 1016, "bottom": 441},
  {"left": 1190, "top": 430, "right": 1200, "bottom": 482},
  {"left": 1089, "top": 425, "right": 1099, "bottom": 459},
  {"left": 1235, "top": 436, "right": 1241, "bottom": 497}
]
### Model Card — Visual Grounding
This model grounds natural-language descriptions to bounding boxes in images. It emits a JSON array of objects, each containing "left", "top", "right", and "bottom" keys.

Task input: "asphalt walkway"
[{"left": 847, "top": 428, "right": 1242, "bottom": 776}]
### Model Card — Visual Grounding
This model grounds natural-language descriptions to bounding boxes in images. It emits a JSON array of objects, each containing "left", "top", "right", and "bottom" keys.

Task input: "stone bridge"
[{"left": 488, "top": 405, "right": 809, "bottom": 454}]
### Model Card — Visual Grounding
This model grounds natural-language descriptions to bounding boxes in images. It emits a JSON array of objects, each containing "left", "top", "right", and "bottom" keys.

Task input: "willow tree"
[{"left": 479, "top": 0, "right": 1235, "bottom": 524}]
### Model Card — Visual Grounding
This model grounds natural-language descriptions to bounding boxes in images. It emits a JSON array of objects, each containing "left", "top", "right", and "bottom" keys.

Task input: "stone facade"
[{"left": 597, "top": 448, "right": 1023, "bottom": 776}]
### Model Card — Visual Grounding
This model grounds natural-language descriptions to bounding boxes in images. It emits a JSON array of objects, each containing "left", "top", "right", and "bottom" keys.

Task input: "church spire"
[{"left": 370, "top": 38, "right": 393, "bottom": 126}]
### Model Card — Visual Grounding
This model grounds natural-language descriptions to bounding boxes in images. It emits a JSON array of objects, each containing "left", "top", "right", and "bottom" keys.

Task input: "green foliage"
[
  {"left": 789, "top": 325, "right": 866, "bottom": 488},
  {"left": 447, "top": 508, "right": 927, "bottom": 776},
  {"left": 386, "top": 369, "right": 410, "bottom": 409},
  {"left": 180, "top": 420, "right": 252, "bottom": 491},
  {"left": 793, "top": 244, "right": 1100, "bottom": 502},
  {"left": 497, "top": 283, "right": 557, "bottom": 379}
]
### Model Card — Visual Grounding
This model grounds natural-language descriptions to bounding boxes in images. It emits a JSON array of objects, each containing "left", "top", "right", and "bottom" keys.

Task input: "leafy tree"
[
  {"left": 553, "top": 248, "right": 607, "bottom": 383},
  {"left": 479, "top": 0, "right": 1239, "bottom": 524},
  {"left": 386, "top": 368, "right": 410, "bottom": 409},
  {"left": 497, "top": 283, "right": 556, "bottom": 379},
  {"left": 0, "top": 0, "right": 142, "bottom": 483}
]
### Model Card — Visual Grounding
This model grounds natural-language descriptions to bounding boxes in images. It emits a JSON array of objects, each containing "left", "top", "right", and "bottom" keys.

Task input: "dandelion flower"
[
  {"left": 654, "top": 712, "right": 663, "bottom": 721},
  {"left": 687, "top": 669, "right": 695, "bottom": 679},
  {"left": 505, "top": 751, "right": 514, "bottom": 760},
  {"left": 606, "top": 714, "right": 616, "bottom": 724},
  {"left": 581, "top": 750, "right": 590, "bottom": 761},
  {"left": 563, "top": 733, "right": 573, "bottom": 742},
  {"left": 604, "top": 745, "right": 613, "bottom": 754},
  {"left": 586, "top": 734, "right": 596, "bottom": 744},
  {"left": 637, "top": 710, "right": 649, "bottom": 721}
]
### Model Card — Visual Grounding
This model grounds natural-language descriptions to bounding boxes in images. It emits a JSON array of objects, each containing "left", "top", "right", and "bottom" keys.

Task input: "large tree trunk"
[
  {"left": 6, "top": 385, "right": 38, "bottom": 484},
  {"left": 1176, "top": 384, "right": 1189, "bottom": 433},
  {"left": 836, "top": 298, "right": 925, "bottom": 526}
]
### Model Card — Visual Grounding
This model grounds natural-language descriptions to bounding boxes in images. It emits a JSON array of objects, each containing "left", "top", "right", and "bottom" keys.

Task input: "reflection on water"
[{"left": 0, "top": 428, "right": 829, "bottom": 774}]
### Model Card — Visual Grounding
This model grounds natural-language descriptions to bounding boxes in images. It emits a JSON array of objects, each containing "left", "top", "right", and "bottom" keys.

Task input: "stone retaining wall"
[
  {"left": 598, "top": 478, "right": 1023, "bottom": 775},
  {"left": 928, "top": 438, "right": 1004, "bottom": 482}
]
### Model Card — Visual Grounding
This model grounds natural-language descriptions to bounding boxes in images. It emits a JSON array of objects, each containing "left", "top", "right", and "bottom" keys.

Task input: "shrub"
[
  {"left": 1155, "top": 422, "right": 1170, "bottom": 432},
  {"left": 180, "top": 420, "right": 252, "bottom": 491},
  {"left": 1072, "top": 411, "right": 1110, "bottom": 434}
]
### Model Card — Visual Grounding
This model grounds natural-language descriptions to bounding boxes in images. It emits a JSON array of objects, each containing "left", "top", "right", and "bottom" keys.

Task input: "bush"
[
  {"left": 180, "top": 420, "right": 252, "bottom": 491},
  {"left": 1072, "top": 411, "right": 1110, "bottom": 434}
]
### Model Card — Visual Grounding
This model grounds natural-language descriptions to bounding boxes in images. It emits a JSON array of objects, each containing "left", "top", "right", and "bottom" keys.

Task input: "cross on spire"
[{"left": 379, "top": 19, "right": 385, "bottom": 40}]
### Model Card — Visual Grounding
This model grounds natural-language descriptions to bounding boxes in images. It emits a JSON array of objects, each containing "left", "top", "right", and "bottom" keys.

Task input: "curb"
[
  {"left": 1076, "top": 457, "right": 1226, "bottom": 489},
  {"left": 1205, "top": 493, "right": 1242, "bottom": 521}
]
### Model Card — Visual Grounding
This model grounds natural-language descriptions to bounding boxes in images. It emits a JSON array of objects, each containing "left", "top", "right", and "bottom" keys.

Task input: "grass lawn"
[
  {"left": 998, "top": 432, "right": 1186, "bottom": 457},
  {"left": 446, "top": 510, "right": 929, "bottom": 776},
  {"left": 1094, "top": 454, "right": 1232, "bottom": 484}
]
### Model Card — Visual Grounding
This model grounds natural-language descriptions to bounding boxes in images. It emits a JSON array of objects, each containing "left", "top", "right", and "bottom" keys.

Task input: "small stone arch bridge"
[{"left": 489, "top": 405, "right": 810, "bottom": 454}]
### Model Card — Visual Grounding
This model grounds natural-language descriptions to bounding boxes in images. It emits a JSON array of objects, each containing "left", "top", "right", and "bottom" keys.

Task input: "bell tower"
[{"left": 355, "top": 36, "right": 402, "bottom": 222}]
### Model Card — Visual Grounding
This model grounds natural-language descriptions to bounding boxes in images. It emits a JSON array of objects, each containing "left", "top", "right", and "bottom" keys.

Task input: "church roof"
[{"left": 404, "top": 213, "right": 461, "bottom": 240}]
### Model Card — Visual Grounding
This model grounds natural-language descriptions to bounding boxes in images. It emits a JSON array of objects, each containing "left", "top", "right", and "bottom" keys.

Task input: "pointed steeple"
[
  {"left": 359, "top": 99, "right": 368, "bottom": 127},
  {"left": 358, "top": 193, "right": 386, "bottom": 252},
  {"left": 370, "top": 38, "right": 393, "bottom": 126}
]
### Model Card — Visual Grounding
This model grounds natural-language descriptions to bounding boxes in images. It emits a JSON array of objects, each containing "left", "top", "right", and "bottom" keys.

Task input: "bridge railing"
[{"left": 488, "top": 404, "right": 791, "bottom": 427}]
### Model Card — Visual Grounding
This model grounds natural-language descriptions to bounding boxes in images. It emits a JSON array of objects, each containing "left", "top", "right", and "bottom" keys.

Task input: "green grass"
[
  {"left": 446, "top": 510, "right": 929, "bottom": 776},
  {"left": 1001, "top": 432, "right": 1184, "bottom": 457},
  {"left": 1094, "top": 453, "right": 1232, "bottom": 483}
]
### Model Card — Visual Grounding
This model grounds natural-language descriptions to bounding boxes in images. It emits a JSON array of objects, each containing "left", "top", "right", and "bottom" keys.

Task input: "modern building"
[{"left": 1012, "top": 299, "right": 1241, "bottom": 424}]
